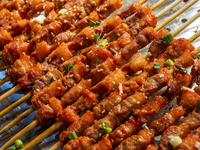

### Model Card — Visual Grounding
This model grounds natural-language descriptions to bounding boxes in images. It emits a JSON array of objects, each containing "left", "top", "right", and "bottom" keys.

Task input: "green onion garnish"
[
  {"left": 33, "top": 6, "right": 35, "bottom": 9},
  {"left": 98, "top": 39, "right": 108, "bottom": 47},
  {"left": 165, "top": 59, "right": 174, "bottom": 67},
  {"left": 147, "top": 52, "right": 152, "bottom": 57},
  {"left": 195, "top": 54, "right": 200, "bottom": 59},
  {"left": 154, "top": 63, "right": 160, "bottom": 69},
  {"left": 105, "top": 127, "right": 112, "bottom": 134},
  {"left": 145, "top": 75, "right": 149, "bottom": 79},
  {"left": 69, "top": 131, "right": 78, "bottom": 140},
  {"left": 90, "top": 20, "right": 101, "bottom": 27},
  {"left": 66, "top": 63, "right": 73, "bottom": 72},
  {"left": 197, "top": 100, "right": 200, "bottom": 112},
  {"left": 179, "top": 65, "right": 187, "bottom": 73},
  {"left": 94, "top": 34, "right": 100, "bottom": 42},
  {"left": 182, "top": 86, "right": 190, "bottom": 90},
  {"left": 154, "top": 135, "right": 162, "bottom": 141},
  {"left": 52, "top": 75, "right": 56, "bottom": 81},
  {"left": 15, "top": 139, "right": 23, "bottom": 148},
  {"left": 133, "top": 70, "right": 142, "bottom": 76},
  {"left": 101, "top": 121, "right": 109, "bottom": 129},
  {"left": 162, "top": 33, "right": 174, "bottom": 45}
]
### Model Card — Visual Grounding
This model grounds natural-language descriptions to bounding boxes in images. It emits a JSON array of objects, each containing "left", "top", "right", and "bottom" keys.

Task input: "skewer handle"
[
  {"left": 151, "top": 0, "right": 168, "bottom": 11},
  {"left": 49, "top": 141, "right": 63, "bottom": 150},
  {"left": 155, "top": 0, "right": 199, "bottom": 31},
  {"left": 0, "top": 92, "right": 32, "bottom": 118},
  {"left": 155, "top": 0, "right": 182, "bottom": 19},
  {"left": 0, "top": 106, "right": 34, "bottom": 135},
  {"left": 139, "top": 0, "right": 148, "bottom": 5},
  {"left": 189, "top": 27, "right": 200, "bottom": 43},
  {"left": 172, "top": 11, "right": 200, "bottom": 37},
  {"left": 0, "top": 76, "right": 10, "bottom": 86},
  {"left": 1, "top": 120, "right": 38, "bottom": 149},
  {"left": 22, "top": 121, "right": 63, "bottom": 150},
  {"left": 0, "top": 84, "right": 22, "bottom": 102},
  {"left": 194, "top": 46, "right": 200, "bottom": 55}
]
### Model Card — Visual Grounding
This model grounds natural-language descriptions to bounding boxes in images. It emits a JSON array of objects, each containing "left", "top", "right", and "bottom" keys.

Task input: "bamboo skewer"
[
  {"left": 155, "top": 0, "right": 199, "bottom": 31},
  {"left": 0, "top": 76, "right": 11, "bottom": 86},
  {"left": 0, "top": 0, "right": 199, "bottom": 149},
  {"left": 0, "top": 106, "right": 35, "bottom": 135},
  {"left": 23, "top": 9, "right": 200, "bottom": 150},
  {"left": 0, "top": 84, "right": 22, "bottom": 102},
  {"left": 150, "top": 0, "right": 168, "bottom": 11}
]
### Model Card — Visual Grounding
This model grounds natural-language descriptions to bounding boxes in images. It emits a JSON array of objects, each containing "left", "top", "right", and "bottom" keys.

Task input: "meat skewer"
[
  {"left": 0, "top": 0, "right": 149, "bottom": 101},
  {"left": 0, "top": 0, "right": 195, "bottom": 121},
  {"left": 111, "top": 71, "right": 196, "bottom": 150},
  {"left": 69, "top": 37, "right": 196, "bottom": 150},
  {"left": 55, "top": 44, "right": 196, "bottom": 150},
  {"left": 157, "top": 67, "right": 200, "bottom": 150},
  {"left": 20, "top": 17, "right": 200, "bottom": 150},
  {"left": 0, "top": 0, "right": 155, "bottom": 123},
  {"left": 0, "top": 0, "right": 161, "bottom": 118},
  {"left": 1, "top": 26, "right": 158, "bottom": 150},
  {"left": 51, "top": 17, "right": 198, "bottom": 149},
  {"left": 0, "top": 0, "right": 123, "bottom": 74}
]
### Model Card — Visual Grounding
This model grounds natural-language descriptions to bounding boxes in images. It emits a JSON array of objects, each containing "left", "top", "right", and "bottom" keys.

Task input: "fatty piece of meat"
[{"left": 32, "top": 67, "right": 63, "bottom": 95}]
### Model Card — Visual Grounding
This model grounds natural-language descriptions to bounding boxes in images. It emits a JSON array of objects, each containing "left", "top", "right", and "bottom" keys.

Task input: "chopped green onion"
[
  {"left": 162, "top": 33, "right": 174, "bottom": 45},
  {"left": 179, "top": 65, "right": 187, "bottom": 73},
  {"left": 8, "top": 146, "right": 16, "bottom": 150},
  {"left": 154, "top": 135, "right": 162, "bottom": 141},
  {"left": 66, "top": 63, "right": 73, "bottom": 72},
  {"left": 145, "top": 75, "right": 149, "bottom": 79},
  {"left": 69, "top": 131, "right": 78, "bottom": 140},
  {"left": 101, "top": 121, "right": 109, "bottom": 129},
  {"left": 182, "top": 86, "right": 190, "bottom": 90},
  {"left": 154, "top": 63, "right": 160, "bottom": 69},
  {"left": 105, "top": 127, "right": 112, "bottom": 134},
  {"left": 195, "top": 54, "right": 200, "bottom": 59},
  {"left": 90, "top": 20, "right": 101, "bottom": 27},
  {"left": 132, "top": 70, "right": 142, "bottom": 76},
  {"left": 98, "top": 39, "right": 108, "bottom": 47},
  {"left": 197, "top": 100, "right": 200, "bottom": 112},
  {"left": 165, "top": 59, "right": 174, "bottom": 67},
  {"left": 94, "top": 34, "right": 100, "bottom": 42},
  {"left": 33, "top": 6, "right": 35, "bottom": 9},
  {"left": 147, "top": 52, "right": 152, "bottom": 57},
  {"left": 52, "top": 75, "right": 56, "bottom": 81},
  {"left": 15, "top": 139, "right": 23, "bottom": 148}
]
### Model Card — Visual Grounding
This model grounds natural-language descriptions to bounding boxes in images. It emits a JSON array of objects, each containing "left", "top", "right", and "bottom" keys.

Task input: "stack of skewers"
[{"left": 1, "top": 0, "right": 200, "bottom": 149}]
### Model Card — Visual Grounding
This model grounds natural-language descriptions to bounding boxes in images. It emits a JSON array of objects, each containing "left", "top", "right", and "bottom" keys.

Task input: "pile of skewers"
[{"left": 1, "top": 0, "right": 200, "bottom": 149}]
